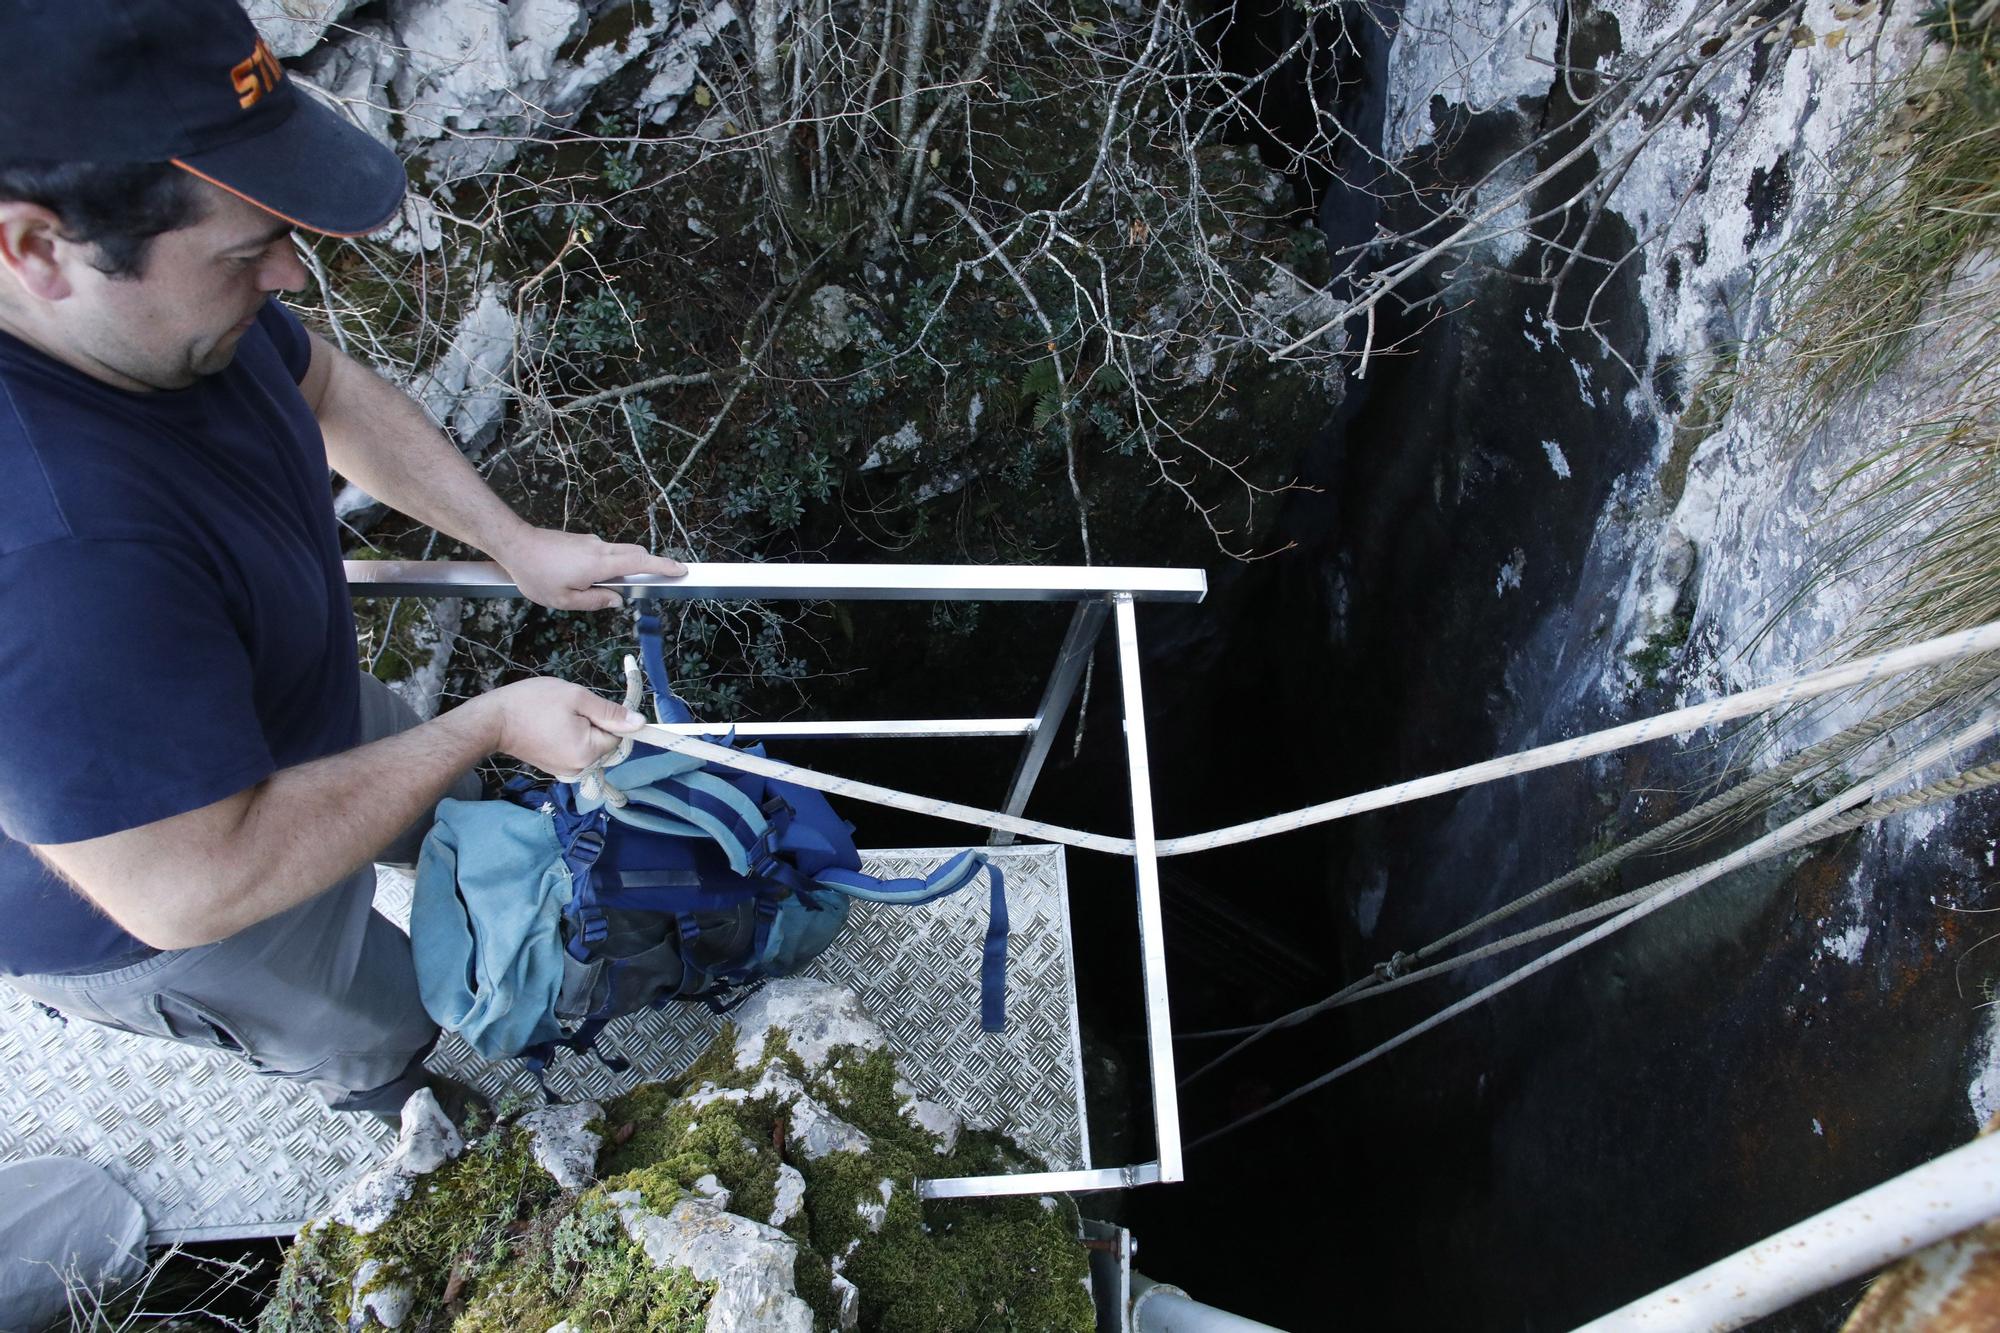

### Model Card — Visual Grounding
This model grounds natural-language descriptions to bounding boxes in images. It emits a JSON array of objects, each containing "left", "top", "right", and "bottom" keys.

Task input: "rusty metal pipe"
[{"left": 1573, "top": 1131, "right": 2000, "bottom": 1331}]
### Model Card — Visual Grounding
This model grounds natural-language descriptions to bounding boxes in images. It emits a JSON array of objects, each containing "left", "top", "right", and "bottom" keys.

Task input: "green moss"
[
  {"left": 1662, "top": 346, "right": 1738, "bottom": 506},
  {"left": 369, "top": 1123, "right": 557, "bottom": 1294},
  {"left": 256, "top": 1222, "right": 357, "bottom": 1333},
  {"left": 1628, "top": 614, "right": 1692, "bottom": 688},
  {"left": 790, "top": 1044, "right": 1092, "bottom": 1332},
  {"left": 263, "top": 1021, "right": 1091, "bottom": 1333},
  {"left": 456, "top": 1193, "right": 711, "bottom": 1333},
  {"left": 808, "top": 1044, "right": 933, "bottom": 1154},
  {"left": 597, "top": 1030, "right": 790, "bottom": 1220},
  {"left": 261, "top": 1122, "right": 563, "bottom": 1331},
  {"left": 866, "top": 1196, "right": 1095, "bottom": 1333}
]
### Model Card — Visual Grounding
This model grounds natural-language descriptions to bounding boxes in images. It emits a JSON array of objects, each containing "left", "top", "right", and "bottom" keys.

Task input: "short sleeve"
[
  {"left": 0, "top": 538, "right": 275, "bottom": 845},
  {"left": 257, "top": 299, "right": 313, "bottom": 384}
]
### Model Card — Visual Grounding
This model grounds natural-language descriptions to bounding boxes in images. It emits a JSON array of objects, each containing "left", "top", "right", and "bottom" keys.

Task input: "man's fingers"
[
  {"left": 598, "top": 543, "right": 687, "bottom": 579},
  {"left": 584, "top": 693, "right": 648, "bottom": 733}
]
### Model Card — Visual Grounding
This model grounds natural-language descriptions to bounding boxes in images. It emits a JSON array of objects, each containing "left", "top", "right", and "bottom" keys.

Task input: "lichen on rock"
[{"left": 260, "top": 980, "right": 1092, "bottom": 1332}]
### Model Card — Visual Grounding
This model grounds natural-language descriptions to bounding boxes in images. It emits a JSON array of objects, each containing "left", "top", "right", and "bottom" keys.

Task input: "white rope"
[
  {"left": 627, "top": 725, "right": 1138, "bottom": 856},
  {"left": 566, "top": 656, "right": 644, "bottom": 808},
  {"left": 621, "top": 619, "right": 2000, "bottom": 861},
  {"left": 1176, "top": 669, "right": 1992, "bottom": 1054},
  {"left": 1157, "top": 619, "right": 2000, "bottom": 857},
  {"left": 1179, "top": 749, "right": 2000, "bottom": 1086},
  {"left": 1185, "top": 709, "right": 2000, "bottom": 1149}
]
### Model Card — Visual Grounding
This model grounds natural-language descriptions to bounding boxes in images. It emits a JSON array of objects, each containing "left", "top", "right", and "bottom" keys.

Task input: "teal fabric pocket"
[{"left": 412, "top": 797, "right": 574, "bottom": 1061}]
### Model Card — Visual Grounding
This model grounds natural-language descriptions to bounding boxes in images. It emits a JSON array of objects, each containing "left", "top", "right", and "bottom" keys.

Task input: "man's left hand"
[{"left": 497, "top": 528, "right": 687, "bottom": 611}]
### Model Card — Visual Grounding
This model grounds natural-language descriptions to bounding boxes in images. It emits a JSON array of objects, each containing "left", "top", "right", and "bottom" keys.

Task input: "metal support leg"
[
  {"left": 993, "top": 599, "right": 1109, "bottom": 845},
  {"left": 1114, "top": 593, "right": 1183, "bottom": 1182}
]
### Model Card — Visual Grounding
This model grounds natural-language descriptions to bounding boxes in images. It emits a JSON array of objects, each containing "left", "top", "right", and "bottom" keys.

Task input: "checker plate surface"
[{"left": 0, "top": 845, "right": 1084, "bottom": 1241}]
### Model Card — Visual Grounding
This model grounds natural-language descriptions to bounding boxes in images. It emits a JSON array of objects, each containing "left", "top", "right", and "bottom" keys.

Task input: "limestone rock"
[
  {"left": 790, "top": 1092, "right": 873, "bottom": 1161},
  {"left": 895, "top": 1078, "right": 963, "bottom": 1154},
  {"left": 608, "top": 1191, "right": 815, "bottom": 1333},
  {"left": 518, "top": 1100, "right": 603, "bottom": 1191},
  {"left": 412, "top": 284, "right": 519, "bottom": 456},
  {"left": 768, "top": 1164, "right": 806, "bottom": 1227},
  {"left": 808, "top": 285, "right": 856, "bottom": 352},
  {"left": 688, "top": 1061, "right": 872, "bottom": 1161},
  {"left": 347, "top": 1258, "right": 415, "bottom": 1330},
  {"left": 830, "top": 1274, "right": 861, "bottom": 1330},
  {"left": 639, "top": 3, "right": 740, "bottom": 123},
  {"left": 692, "top": 1174, "right": 733, "bottom": 1210},
  {"left": 246, "top": 0, "right": 368, "bottom": 58},
  {"left": 327, "top": 1089, "right": 464, "bottom": 1235},
  {"left": 854, "top": 1178, "right": 894, "bottom": 1234},
  {"left": 729, "top": 978, "right": 892, "bottom": 1070},
  {"left": 861, "top": 421, "right": 922, "bottom": 472},
  {"left": 379, "top": 0, "right": 668, "bottom": 180}
]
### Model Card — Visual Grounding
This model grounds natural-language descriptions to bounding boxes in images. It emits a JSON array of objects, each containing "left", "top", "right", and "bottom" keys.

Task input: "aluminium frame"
[{"left": 346, "top": 559, "right": 1203, "bottom": 1197}]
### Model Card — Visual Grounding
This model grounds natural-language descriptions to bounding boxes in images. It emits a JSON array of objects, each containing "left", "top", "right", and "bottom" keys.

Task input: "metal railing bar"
[
  {"left": 1115, "top": 594, "right": 1183, "bottom": 1183},
  {"left": 917, "top": 1163, "right": 1165, "bottom": 1199},
  {"left": 342, "top": 558, "right": 1199, "bottom": 1197},
  {"left": 651, "top": 718, "right": 1037, "bottom": 739},
  {"left": 994, "top": 599, "right": 1110, "bottom": 846},
  {"left": 345, "top": 559, "right": 1207, "bottom": 602}
]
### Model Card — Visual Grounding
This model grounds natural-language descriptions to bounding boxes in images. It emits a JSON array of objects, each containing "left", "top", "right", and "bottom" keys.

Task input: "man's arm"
[
  {"left": 33, "top": 679, "right": 643, "bottom": 952},
  {"left": 299, "top": 329, "right": 685, "bottom": 610}
]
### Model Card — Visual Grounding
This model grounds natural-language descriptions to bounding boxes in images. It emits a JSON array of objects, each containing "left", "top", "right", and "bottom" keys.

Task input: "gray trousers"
[{"left": 6, "top": 675, "right": 481, "bottom": 1115}]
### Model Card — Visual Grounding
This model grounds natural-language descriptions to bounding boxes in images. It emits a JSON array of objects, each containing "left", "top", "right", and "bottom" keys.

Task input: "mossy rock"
[{"left": 260, "top": 982, "right": 1093, "bottom": 1333}]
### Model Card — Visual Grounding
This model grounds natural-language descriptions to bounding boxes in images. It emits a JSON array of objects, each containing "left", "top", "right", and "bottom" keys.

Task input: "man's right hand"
[
  {"left": 474, "top": 677, "right": 649, "bottom": 777},
  {"left": 34, "top": 674, "right": 650, "bottom": 952}
]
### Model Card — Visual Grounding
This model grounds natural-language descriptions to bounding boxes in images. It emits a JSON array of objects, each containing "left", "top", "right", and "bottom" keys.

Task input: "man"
[{"left": 0, "top": 0, "right": 683, "bottom": 1118}]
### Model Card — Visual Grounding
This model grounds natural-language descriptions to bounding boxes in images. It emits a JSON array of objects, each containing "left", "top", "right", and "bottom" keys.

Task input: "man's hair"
[{"left": 0, "top": 161, "right": 204, "bottom": 279}]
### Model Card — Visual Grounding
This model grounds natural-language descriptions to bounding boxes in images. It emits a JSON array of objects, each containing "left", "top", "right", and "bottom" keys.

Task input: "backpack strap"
[
  {"left": 634, "top": 609, "right": 697, "bottom": 725},
  {"left": 547, "top": 799, "right": 614, "bottom": 962},
  {"left": 814, "top": 853, "right": 1010, "bottom": 1033},
  {"left": 615, "top": 768, "right": 787, "bottom": 883}
]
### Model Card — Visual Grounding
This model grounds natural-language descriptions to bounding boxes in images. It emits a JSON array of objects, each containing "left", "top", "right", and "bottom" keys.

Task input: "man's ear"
[{"left": 0, "top": 203, "right": 76, "bottom": 303}]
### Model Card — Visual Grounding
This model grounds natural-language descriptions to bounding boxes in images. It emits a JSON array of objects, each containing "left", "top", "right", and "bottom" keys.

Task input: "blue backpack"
[{"left": 411, "top": 617, "right": 1009, "bottom": 1068}]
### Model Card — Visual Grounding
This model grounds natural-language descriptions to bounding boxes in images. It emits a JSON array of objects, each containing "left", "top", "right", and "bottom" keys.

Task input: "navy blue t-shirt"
[{"left": 0, "top": 301, "right": 360, "bottom": 975}]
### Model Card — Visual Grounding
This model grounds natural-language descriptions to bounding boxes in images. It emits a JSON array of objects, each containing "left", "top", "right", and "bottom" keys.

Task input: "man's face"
[{"left": 58, "top": 180, "right": 310, "bottom": 392}]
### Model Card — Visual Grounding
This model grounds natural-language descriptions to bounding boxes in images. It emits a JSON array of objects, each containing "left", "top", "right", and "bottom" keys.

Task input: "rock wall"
[{"left": 1116, "top": 2, "right": 2000, "bottom": 1329}]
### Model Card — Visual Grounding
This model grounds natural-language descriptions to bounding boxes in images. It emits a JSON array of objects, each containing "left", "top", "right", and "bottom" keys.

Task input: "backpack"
[{"left": 410, "top": 622, "right": 1009, "bottom": 1069}]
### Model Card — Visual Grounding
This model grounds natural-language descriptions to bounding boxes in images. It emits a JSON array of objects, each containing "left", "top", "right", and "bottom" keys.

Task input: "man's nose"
[{"left": 262, "top": 240, "right": 310, "bottom": 293}]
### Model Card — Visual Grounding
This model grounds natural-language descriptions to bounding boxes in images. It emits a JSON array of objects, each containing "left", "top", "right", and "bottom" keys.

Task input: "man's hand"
[
  {"left": 472, "top": 677, "right": 649, "bottom": 776},
  {"left": 32, "top": 676, "right": 645, "bottom": 951},
  {"left": 496, "top": 527, "right": 687, "bottom": 611}
]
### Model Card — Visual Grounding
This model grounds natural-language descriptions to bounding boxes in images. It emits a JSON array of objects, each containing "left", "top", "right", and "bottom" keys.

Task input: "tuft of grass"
[
  {"left": 1744, "top": 3, "right": 2000, "bottom": 653},
  {"left": 1767, "top": 5, "right": 1998, "bottom": 414}
]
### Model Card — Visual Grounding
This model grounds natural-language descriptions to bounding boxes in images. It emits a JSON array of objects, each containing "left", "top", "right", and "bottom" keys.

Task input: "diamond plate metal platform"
[{"left": 0, "top": 844, "right": 1084, "bottom": 1242}]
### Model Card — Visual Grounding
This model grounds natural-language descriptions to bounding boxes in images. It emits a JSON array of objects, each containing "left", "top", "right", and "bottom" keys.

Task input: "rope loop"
[{"left": 561, "top": 655, "right": 644, "bottom": 807}]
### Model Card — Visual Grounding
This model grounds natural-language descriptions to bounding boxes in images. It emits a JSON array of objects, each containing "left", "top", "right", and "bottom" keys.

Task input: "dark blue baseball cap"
[{"left": 0, "top": 0, "right": 406, "bottom": 236}]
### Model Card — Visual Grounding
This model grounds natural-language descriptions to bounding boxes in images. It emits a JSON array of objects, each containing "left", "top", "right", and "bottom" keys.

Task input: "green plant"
[{"left": 554, "top": 287, "right": 642, "bottom": 361}]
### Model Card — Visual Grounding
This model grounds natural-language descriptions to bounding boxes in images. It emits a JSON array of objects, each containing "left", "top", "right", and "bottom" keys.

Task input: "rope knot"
[
  {"left": 1373, "top": 951, "right": 1413, "bottom": 982},
  {"left": 563, "top": 654, "right": 645, "bottom": 808}
]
